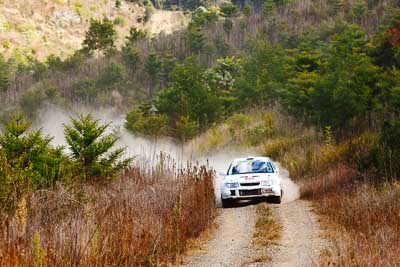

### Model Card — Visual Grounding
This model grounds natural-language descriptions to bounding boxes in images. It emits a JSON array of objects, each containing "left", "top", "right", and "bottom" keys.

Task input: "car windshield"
[{"left": 229, "top": 160, "right": 275, "bottom": 175}]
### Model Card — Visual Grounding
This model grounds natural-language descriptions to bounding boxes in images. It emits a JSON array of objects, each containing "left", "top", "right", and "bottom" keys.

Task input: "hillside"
[{"left": 0, "top": 0, "right": 189, "bottom": 59}]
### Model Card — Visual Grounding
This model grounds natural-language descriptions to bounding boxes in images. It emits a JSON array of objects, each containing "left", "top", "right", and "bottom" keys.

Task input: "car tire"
[
  {"left": 274, "top": 195, "right": 282, "bottom": 204},
  {"left": 221, "top": 197, "right": 232, "bottom": 208}
]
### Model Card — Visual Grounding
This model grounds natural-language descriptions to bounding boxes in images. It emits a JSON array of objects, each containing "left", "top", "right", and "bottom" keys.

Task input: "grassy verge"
[
  {"left": 0, "top": 154, "right": 216, "bottom": 266},
  {"left": 244, "top": 203, "right": 281, "bottom": 265}
]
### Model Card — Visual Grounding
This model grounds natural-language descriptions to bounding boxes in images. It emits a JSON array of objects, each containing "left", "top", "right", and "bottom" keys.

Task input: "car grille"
[
  {"left": 240, "top": 182, "right": 260, "bottom": 186},
  {"left": 239, "top": 189, "right": 261, "bottom": 196}
]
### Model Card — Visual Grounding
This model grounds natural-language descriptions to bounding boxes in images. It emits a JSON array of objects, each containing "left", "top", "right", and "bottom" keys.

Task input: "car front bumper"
[{"left": 221, "top": 185, "right": 281, "bottom": 200}]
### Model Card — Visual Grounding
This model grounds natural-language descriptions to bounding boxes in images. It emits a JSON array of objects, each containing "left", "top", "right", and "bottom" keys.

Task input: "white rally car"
[{"left": 220, "top": 156, "right": 282, "bottom": 208}]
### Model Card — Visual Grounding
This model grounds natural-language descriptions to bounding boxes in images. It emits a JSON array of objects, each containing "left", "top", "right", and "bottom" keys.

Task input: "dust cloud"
[
  {"left": 35, "top": 105, "right": 300, "bottom": 204},
  {"left": 274, "top": 162, "right": 300, "bottom": 203}
]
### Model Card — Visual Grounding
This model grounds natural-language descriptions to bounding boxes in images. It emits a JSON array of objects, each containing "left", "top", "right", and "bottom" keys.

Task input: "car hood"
[{"left": 223, "top": 173, "right": 279, "bottom": 183}]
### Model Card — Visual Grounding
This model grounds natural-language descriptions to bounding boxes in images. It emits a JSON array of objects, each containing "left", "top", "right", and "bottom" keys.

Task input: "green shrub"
[
  {"left": 82, "top": 18, "right": 117, "bottom": 56},
  {"left": 381, "top": 120, "right": 400, "bottom": 179},
  {"left": 125, "top": 106, "right": 169, "bottom": 138},
  {"left": 64, "top": 114, "right": 132, "bottom": 180},
  {"left": 175, "top": 115, "right": 199, "bottom": 142},
  {"left": 0, "top": 53, "right": 9, "bottom": 93},
  {"left": 113, "top": 16, "right": 125, "bottom": 26},
  {"left": 244, "top": 113, "right": 276, "bottom": 146},
  {"left": 227, "top": 113, "right": 252, "bottom": 141},
  {"left": 0, "top": 113, "right": 66, "bottom": 190},
  {"left": 19, "top": 83, "right": 61, "bottom": 117}
]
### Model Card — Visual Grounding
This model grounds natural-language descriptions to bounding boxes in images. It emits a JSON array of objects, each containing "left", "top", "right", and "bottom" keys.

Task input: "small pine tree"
[
  {"left": 0, "top": 54, "right": 9, "bottom": 93},
  {"left": 262, "top": 0, "right": 276, "bottom": 17},
  {"left": 126, "top": 26, "right": 147, "bottom": 44},
  {"left": 64, "top": 114, "right": 132, "bottom": 179},
  {"left": 328, "top": 0, "right": 344, "bottom": 15},
  {"left": 185, "top": 27, "right": 206, "bottom": 54},
  {"left": 122, "top": 43, "right": 141, "bottom": 74},
  {"left": 145, "top": 52, "right": 162, "bottom": 82},
  {"left": 223, "top": 19, "right": 234, "bottom": 36},
  {"left": 220, "top": 3, "right": 239, "bottom": 18}
]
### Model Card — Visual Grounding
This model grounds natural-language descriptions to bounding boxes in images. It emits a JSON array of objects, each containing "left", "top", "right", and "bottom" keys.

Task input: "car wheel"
[
  {"left": 273, "top": 195, "right": 282, "bottom": 204},
  {"left": 221, "top": 197, "right": 232, "bottom": 208}
]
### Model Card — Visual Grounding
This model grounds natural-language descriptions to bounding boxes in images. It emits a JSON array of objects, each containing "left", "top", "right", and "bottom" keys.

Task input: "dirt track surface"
[
  {"left": 182, "top": 200, "right": 326, "bottom": 267},
  {"left": 182, "top": 204, "right": 256, "bottom": 267},
  {"left": 268, "top": 200, "right": 326, "bottom": 267}
]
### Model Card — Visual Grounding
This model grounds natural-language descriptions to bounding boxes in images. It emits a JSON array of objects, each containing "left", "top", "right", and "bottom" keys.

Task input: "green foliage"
[
  {"left": 82, "top": 18, "right": 117, "bottom": 57},
  {"left": 156, "top": 59, "right": 223, "bottom": 131},
  {"left": 262, "top": 0, "right": 276, "bottom": 17},
  {"left": 234, "top": 41, "right": 289, "bottom": 108},
  {"left": 64, "top": 114, "right": 132, "bottom": 179},
  {"left": 227, "top": 113, "right": 252, "bottom": 140},
  {"left": 19, "top": 82, "right": 61, "bottom": 117},
  {"left": 243, "top": 2, "right": 252, "bottom": 17},
  {"left": 175, "top": 115, "right": 199, "bottom": 141},
  {"left": 0, "top": 113, "right": 66, "bottom": 189},
  {"left": 33, "top": 231, "right": 46, "bottom": 267},
  {"left": 71, "top": 62, "right": 128, "bottom": 105},
  {"left": 280, "top": 24, "right": 379, "bottom": 132},
  {"left": 348, "top": 0, "right": 367, "bottom": 23},
  {"left": 223, "top": 19, "right": 234, "bottom": 36},
  {"left": 145, "top": 52, "right": 162, "bottom": 80},
  {"left": 372, "top": 9, "right": 400, "bottom": 69},
  {"left": 220, "top": 3, "right": 239, "bottom": 18},
  {"left": 204, "top": 56, "right": 241, "bottom": 95},
  {"left": 248, "top": 113, "right": 275, "bottom": 142},
  {"left": 185, "top": 26, "right": 206, "bottom": 54},
  {"left": 190, "top": 8, "right": 219, "bottom": 28},
  {"left": 0, "top": 151, "right": 29, "bottom": 214},
  {"left": 126, "top": 27, "right": 147, "bottom": 43},
  {"left": 122, "top": 43, "right": 141, "bottom": 73},
  {"left": 125, "top": 106, "right": 169, "bottom": 138},
  {"left": 71, "top": 78, "right": 98, "bottom": 104},
  {"left": 381, "top": 120, "right": 400, "bottom": 179},
  {"left": 0, "top": 54, "right": 9, "bottom": 93},
  {"left": 113, "top": 16, "right": 125, "bottom": 26},
  {"left": 97, "top": 62, "right": 128, "bottom": 90}
]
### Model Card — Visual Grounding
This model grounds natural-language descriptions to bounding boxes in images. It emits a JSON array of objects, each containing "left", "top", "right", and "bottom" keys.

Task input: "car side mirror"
[
  {"left": 219, "top": 172, "right": 227, "bottom": 177},
  {"left": 276, "top": 167, "right": 280, "bottom": 173}
]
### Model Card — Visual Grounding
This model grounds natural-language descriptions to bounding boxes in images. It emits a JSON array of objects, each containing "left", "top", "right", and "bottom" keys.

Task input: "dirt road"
[{"left": 182, "top": 198, "right": 326, "bottom": 267}]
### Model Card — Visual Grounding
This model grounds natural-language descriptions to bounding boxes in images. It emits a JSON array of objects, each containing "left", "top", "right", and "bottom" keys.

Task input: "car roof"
[{"left": 231, "top": 156, "right": 272, "bottom": 163}]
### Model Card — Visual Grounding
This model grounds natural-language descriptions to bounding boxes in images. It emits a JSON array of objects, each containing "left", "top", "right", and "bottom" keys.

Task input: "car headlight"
[
  {"left": 224, "top": 182, "right": 239, "bottom": 188},
  {"left": 261, "top": 180, "right": 273, "bottom": 186}
]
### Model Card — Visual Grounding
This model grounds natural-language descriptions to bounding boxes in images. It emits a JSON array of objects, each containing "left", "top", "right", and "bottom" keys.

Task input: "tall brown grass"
[
  {"left": 301, "top": 165, "right": 400, "bottom": 266},
  {"left": 0, "top": 153, "right": 215, "bottom": 266},
  {"left": 278, "top": 131, "right": 400, "bottom": 266}
]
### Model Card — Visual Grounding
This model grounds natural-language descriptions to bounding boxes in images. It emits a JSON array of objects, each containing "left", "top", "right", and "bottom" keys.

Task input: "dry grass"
[
  {"left": 246, "top": 203, "right": 281, "bottom": 264},
  {"left": 0, "top": 0, "right": 188, "bottom": 59},
  {"left": 310, "top": 172, "right": 400, "bottom": 266},
  {"left": 253, "top": 203, "right": 281, "bottom": 247},
  {"left": 300, "top": 161, "right": 400, "bottom": 266},
  {"left": 0, "top": 153, "right": 215, "bottom": 266}
]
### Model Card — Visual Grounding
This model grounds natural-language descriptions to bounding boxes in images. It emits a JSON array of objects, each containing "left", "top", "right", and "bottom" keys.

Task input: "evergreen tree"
[
  {"left": 64, "top": 114, "right": 132, "bottom": 179},
  {"left": 0, "top": 54, "right": 9, "bottom": 93},
  {"left": 82, "top": 18, "right": 117, "bottom": 56},
  {"left": 262, "top": 0, "right": 276, "bottom": 17}
]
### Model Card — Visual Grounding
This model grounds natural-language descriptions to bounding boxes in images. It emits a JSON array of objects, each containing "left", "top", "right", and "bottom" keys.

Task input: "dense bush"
[
  {"left": 125, "top": 106, "right": 169, "bottom": 138},
  {"left": 0, "top": 113, "right": 66, "bottom": 193},
  {"left": 64, "top": 114, "right": 132, "bottom": 179}
]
